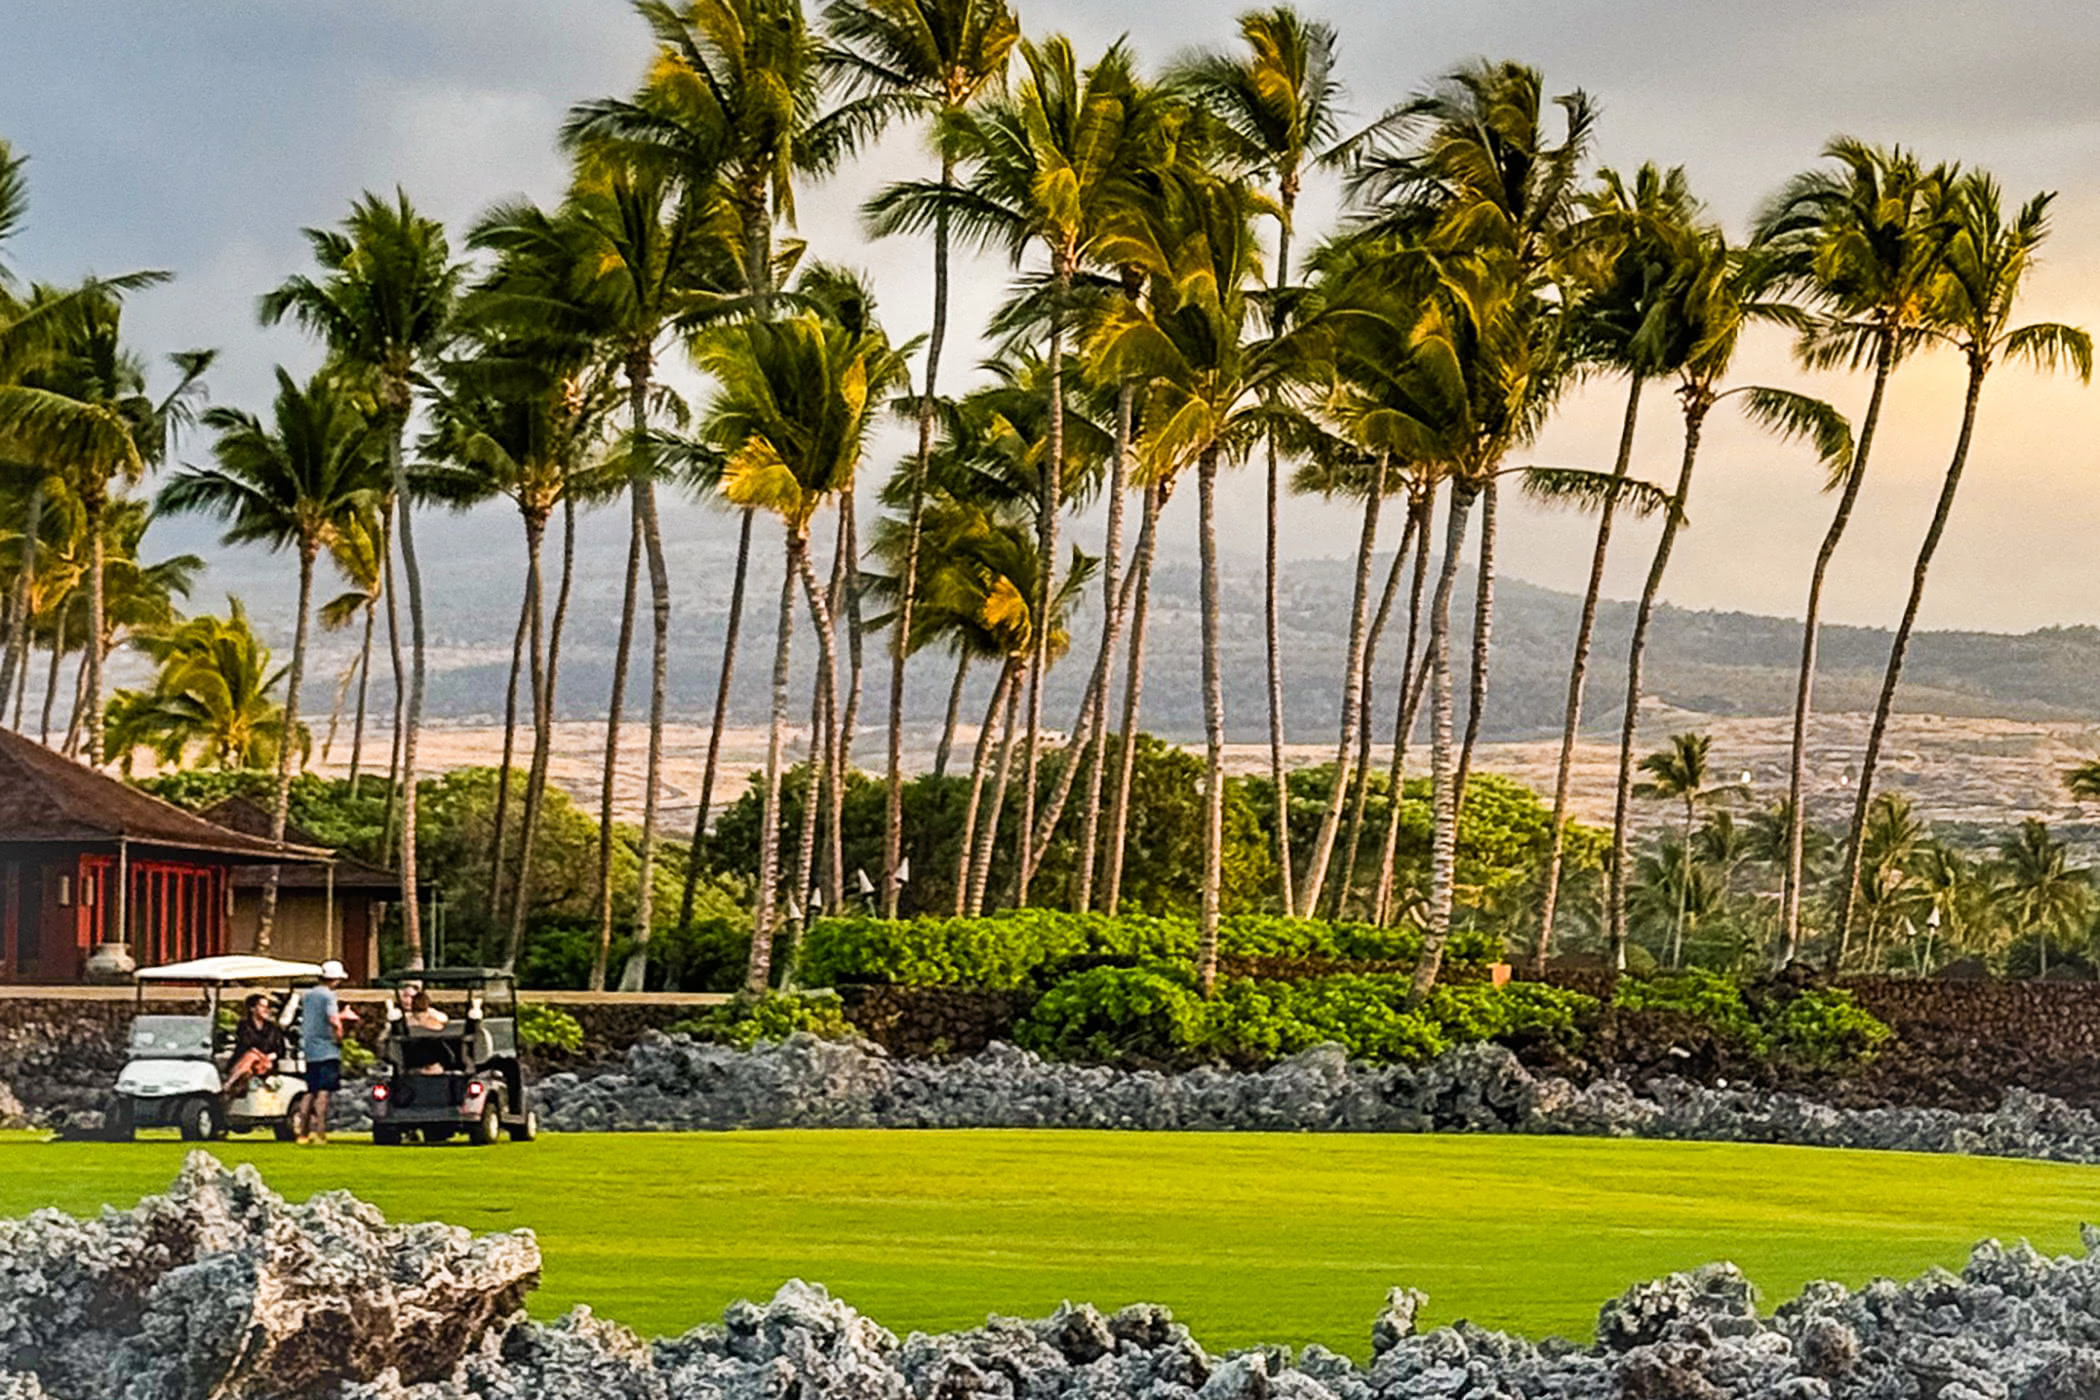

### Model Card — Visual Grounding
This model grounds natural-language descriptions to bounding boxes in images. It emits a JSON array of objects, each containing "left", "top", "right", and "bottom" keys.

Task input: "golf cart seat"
[{"left": 400, "top": 1026, "right": 465, "bottom": 1073}]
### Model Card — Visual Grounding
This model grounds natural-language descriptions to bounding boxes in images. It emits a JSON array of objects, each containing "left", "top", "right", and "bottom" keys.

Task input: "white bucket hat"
[{"left": 319, "top": 959, "right": 348, "bottom": 981}]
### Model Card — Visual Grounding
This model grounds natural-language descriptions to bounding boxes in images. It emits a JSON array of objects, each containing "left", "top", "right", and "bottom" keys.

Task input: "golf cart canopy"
[{"left": 137, "top": 955, "right": 326, "bottom": 984}]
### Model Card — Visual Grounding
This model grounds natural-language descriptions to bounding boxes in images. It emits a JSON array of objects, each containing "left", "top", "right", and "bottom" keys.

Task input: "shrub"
[
  {"left": 1014, "top": 968, "right": 1597, "bottom": 1068},
  {"left": 671, "top": 991, "right": 856, "bottom": 1049},
  {"left": 340, "top": 1036, "right": 375, "bottom": 1075},
  {"left": 1769, "top": 988, "right": 1893, "bottom": 1067},
  {"left": 1613, "top": 969, "right": 1763, "bottom": 1047},
  {"left": 516, "top": 1003, "right": 586, "bottom": 1055},
  {"left": 798, "top": 912, "right": 1498, "bottom": 991}
]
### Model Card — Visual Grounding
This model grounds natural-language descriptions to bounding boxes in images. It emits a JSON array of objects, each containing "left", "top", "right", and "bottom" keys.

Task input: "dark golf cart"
[{"left": 368, "top": 967, "right": 537, "bottom": 1145}]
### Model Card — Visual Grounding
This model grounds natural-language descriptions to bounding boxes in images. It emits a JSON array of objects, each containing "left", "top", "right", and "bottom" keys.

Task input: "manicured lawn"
[{"left": 3, "top": 1130, "right": 2096, "bottom": 1353}]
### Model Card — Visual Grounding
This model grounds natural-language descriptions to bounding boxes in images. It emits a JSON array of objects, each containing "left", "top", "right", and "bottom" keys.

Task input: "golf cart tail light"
[
  {"left": 467, "top": 1079, "right": 485, "bottom": 1098},
  {"left": 371, "top": 1083, "right": 389, "bottom": 1101}
]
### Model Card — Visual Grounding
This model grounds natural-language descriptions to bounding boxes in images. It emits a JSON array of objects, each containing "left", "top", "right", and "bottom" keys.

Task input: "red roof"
[{"left": 0, "top": 727, "right": 329, "bottom": 864}]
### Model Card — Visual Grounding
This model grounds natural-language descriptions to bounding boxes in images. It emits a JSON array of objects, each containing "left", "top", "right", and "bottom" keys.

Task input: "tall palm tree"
[
  {"left": 1633, "top": 731, "right": 1711, "bottom": 968},
  {"left": 1092, "top": 171, "right": 1288, "bottom": 992},
  {"left": 1599, "top": 230, "right": 1852, "bottom": 972},
  {"left": 1173, "top": 6, "right": 1343, "bottom": 917},
  {"left": 107, "top": 600, "right": 296, "bottom": 773},
  {"left": 872, "top": 35, "right": 1160, "bottom": 904},
  {"left": 1534, "top": 162, "right": 1700, "bottom": 962},
  {"left": 1751, "top": 141, "right": 1958, "bottom": 962},
  {"left": 695, "top": 303, "right": 903, "bottom": 994},
  {"left": 260, "top": 189, "right": 460, "bottom": 969},
  {"left": 1836, "top": 176, "right": 2092, "bottom": 947},
  {"left": 827, "top": 0, "right": 1021, "bottom": 916},
  {"left": 159, "top": 368, "right": 383, "bottom": 945}
]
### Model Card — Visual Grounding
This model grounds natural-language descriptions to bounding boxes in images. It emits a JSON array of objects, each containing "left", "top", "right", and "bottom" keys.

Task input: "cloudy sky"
[{"left": 8, "top": 0, "right": 2100, "bottom": 637}]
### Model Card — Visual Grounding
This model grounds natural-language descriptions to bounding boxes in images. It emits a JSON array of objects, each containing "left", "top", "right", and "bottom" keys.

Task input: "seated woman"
[
  {"left": 408, "top": 990, "right": 451, "bottom": 1075},
  {"left": 223, "top": 994, "right": 285, "bottom": 1097}
]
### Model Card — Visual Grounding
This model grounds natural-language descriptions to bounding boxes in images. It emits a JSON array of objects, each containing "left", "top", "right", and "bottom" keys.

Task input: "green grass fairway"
[{"left": 3, "top": 1131, "right": 2097, "bottom": 1353}]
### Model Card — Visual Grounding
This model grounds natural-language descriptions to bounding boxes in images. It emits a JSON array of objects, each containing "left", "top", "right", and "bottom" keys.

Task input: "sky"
[{"left": 8, "top": 0, "right": 2100, "bottom": 638}]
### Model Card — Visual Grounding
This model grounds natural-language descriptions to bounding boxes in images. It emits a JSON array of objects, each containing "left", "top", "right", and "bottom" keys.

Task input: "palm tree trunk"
[
  {"left": 1335, "top": 506, "right": 1418, "bottom": 919},
  {"left": 952, "top": 663, "right": 1012, "bottom": 916},
  {"left": 1197, "top": 447, "right": 1227, "bottom": 994},
  {"left": 0, "top": 480, "right": 44, "bottom": 719},
  {"left": 1299, "top": 459, "right": 1386, "bottom": 916},
  {"left": 808, "top": 510, "right": 849, "bottom": 916},
  {"left": 380, "top": 498, "right": 405, "bottom": 871},
  {"left": 791, "top": 665, "right": 826, "bottom": 953},
  {"left": 40, "top": 632, "right": 61, "bottom": 745},
  {"left": 508, "top": 490, "right": 574, "bottom": 972},
  {"left": 1782, "top": 338, "right": 1894, "bottom": 963},
  {"left": 970, "top": 669, "right": 1022, "bottom": 917},
  {"left": 383, "top": 416, "right": 431, "bottom": 969},
  {"left": 82, "top": 494, "right": 106, "bottom": 767},
  {"left": 1264, "top": 215, "right": 1297, "bottom": 919},
  {"left": 933, "top": 651, "right": 970, "bottom": 781},
  {"left": 747, "top": 531, "right": 800, "bottom": 997},
  {"left": 679, "top": 507, "right": 754, "bottom": 932},
  {"left": 833, "top": 494, "right": 864, "bottom": 909},
  {"left": 1609, "top": 398, "right": 1709, "bottom": 967},
  {"left": 886, "top": 153, "right": 955, "bottom": 918},
  {"left": 1408, "top": 480, "right": 1479, "bottom": 1003},
  {"left": 619, "top": 371, "right": 674, "bottom": 994},
  {"left": 591, "top": 506, "right": 642, "bottom": 992},
  {"left": 1374, "top": 489, "right": 1435, "bottom": 926},
  {"left": 1536, "top": 375, "right": 1644, "bottom": 971},
  {"left": 347, "top": 602, "right": 374, "bottom": 792},
  {"left": 1673, "top": 796, "right": 1693, "bottom": 967},
  {"left": 1104, "top": 481, "right": 1164, "bottom": 916},
  {"left": 502, "top": 511, "right": 550, "bottom": 971},
  {"left": 1075, "top": 382, "right": 1135, "bottom": 910},
  {"left": 61, "top": 645, "right": 87, "bottom": 759},
  {"left": 1018, "top": 268, "right": 1070, "bottom": 905},
  {"left": 487, "top": 549, "right": 533, "bottom": 929},
  {"left": 1838, "top": 356, "right": 1988, "bottom": 948},
  {"left": 1453, "top": 474, "right": 1497, "bottom": 805},
  {"left": 258, "top": 543, "right": 317, "bottom": 951}
]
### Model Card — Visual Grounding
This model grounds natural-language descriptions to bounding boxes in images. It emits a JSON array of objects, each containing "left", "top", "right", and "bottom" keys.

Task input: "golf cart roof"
[
  {"left": 137, "top": 955, "right": 326, "bottom": 984},
  {"left": 375, "top": 966, "right": 513, "bottom": 988}
]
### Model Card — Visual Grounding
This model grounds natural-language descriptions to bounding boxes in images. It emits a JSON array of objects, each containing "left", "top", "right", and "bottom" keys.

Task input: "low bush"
[
  {"left": 1769, "top": 987, "right": 1893, "bottom": 1067},
  {"left": 1611, "top": 971, "right": 1893, "bottom": 1067},
  {"left": 1014, "top": 966, "right": 1597, "bottom": 1068},
  {"left": 1614, "top": 969, "right": 1762, "bottom": 1045},
  {"left": 516, "top": 1003, "right": 586, "bottom": 1055},
  {"left": 800, "top": 912, "right": 1500, "bottom": 992},
  {"left": 670, "top": 992, "right": 856, "bottom": 1049}
]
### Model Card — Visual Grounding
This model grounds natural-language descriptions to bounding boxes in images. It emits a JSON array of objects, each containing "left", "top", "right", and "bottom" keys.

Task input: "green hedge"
[
  {"left": 798, "top": 912, "right": 1500, "bottom": 991},
  {"left": 668, "top": 991, "right": 856, "bottom": 1049},
  {"left": 1612, "top": 969, "right": 1892, "bottom": 1067},
  {"left": 1013, "top": 966, "right": 1597, "bottom": 1067}
]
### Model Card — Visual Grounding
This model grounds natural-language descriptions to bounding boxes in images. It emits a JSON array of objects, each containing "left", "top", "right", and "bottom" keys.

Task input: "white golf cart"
[{"left": 109, "top": 955, "right": 323, "bottom": 1141}]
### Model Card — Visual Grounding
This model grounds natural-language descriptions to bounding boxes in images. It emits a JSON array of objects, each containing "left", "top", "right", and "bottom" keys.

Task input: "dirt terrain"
[{"left": 304, "top": 707, "right": 2100, "bottom": 840}]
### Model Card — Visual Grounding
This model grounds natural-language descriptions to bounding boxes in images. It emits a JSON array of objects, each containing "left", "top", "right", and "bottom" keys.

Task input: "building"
[
  {"left": 197, "top": 796, "right": 394, "bottom": 983},
  {"left": 0, "top": 726, "right": 334, "bottom": 983}
]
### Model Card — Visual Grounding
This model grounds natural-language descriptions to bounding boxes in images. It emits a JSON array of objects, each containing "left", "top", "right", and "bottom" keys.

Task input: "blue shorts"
[{"left": 306, "top": 1059, "right": 342, "bottom": 1093}]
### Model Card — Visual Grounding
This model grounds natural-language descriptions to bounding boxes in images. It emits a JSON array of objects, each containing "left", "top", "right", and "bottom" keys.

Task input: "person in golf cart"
[
  {"left": 369, "top": 969, "right": 537, "bottom": 1145},
  {"left": 222, "top": 993, "right": 286, "bottom": 1097}
]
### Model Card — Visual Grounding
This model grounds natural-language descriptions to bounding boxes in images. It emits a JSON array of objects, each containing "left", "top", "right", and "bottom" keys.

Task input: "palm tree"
[
  {"left": 315, "top": 509, "right": 382, "bottom": 786},
  {"left": 107, "top": 600, "right": 297, "bottom": 773},
  {"left": 827, "top": 0, "right": 1020, "bottom": 916},
  {"left": 260, "top": 189, "right": 460, "bottom": 969},
  {"left": 695, "top": 302, "right": 903, "bottom": 994},
  {"left": 1599, "top": 229, "right": 1852, "bottom": 972},
  {"left": 1994, "top": 819, "right": 2091, "bottom": 979},
  {"left": 1836, "top": 176, "right": 2092, "bottom": 947},
  {"left": 1173, "top": 6, "right": 1343, "bottom": 918},
  {"left": 1633, "top": 731, "right": 1712, "bottom": 968},
  {"left": 872, "top": 35, "right": 1161, "bottom": 905},
  {"left": 1533, "top": 163, "right": 1699, "bottom": 963},
  {"left": 1751, "top": 142, "right": 1959, "bottom": 962},
  {"left": 158, "top": 368, "right": 382, "bottom": 945},
  {"left": 1092, "top": 171, "right": 1289, "bottom": 992}
]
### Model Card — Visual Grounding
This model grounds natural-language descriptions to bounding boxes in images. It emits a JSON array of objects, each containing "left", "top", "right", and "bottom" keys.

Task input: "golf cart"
[
  {"left": 368, "top": 967, "right": 537, "bottom": 1146},
  {"left": 110, "top": 955, "right": 322, "bottom": 1141}
]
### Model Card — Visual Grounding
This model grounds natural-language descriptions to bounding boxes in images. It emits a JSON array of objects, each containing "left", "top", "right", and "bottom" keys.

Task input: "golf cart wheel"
[
  {"left": 104, "top": 1096, "right": 135, "bottom": 1142},
  {"left": 507, "top": 1109, "right": 539, "bottom": 1143},
  {"left": 176, "top": 1097, "right": 218, "bottom": 1142},
  {"left": 274, "top": 1095, "right": 304, "bottom": 1141},
  {"left": 372, "top": 1124, "right": 402, "bottom": 1147},
  {"left": 468, "top": 1104, "right": 502, "bottom": 1147}
]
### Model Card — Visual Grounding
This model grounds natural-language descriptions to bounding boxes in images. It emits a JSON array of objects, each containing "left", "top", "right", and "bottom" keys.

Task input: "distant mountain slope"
[{"left": 331, "top": 528, "right": 2100, "bottom": 742}]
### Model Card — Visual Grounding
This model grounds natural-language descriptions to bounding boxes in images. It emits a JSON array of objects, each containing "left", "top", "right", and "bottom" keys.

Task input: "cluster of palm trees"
[
  {"left": 1, "top": 2, "right": 2091, "bottom": 996},
  {"left": 1625, "top": 730, "right": 2098, "bottom": 977}
]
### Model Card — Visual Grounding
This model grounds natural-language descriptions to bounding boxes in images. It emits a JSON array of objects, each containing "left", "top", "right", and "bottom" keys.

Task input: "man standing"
[{"left": 297, "top": 960, "right": 356, "bottom": 1144}]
